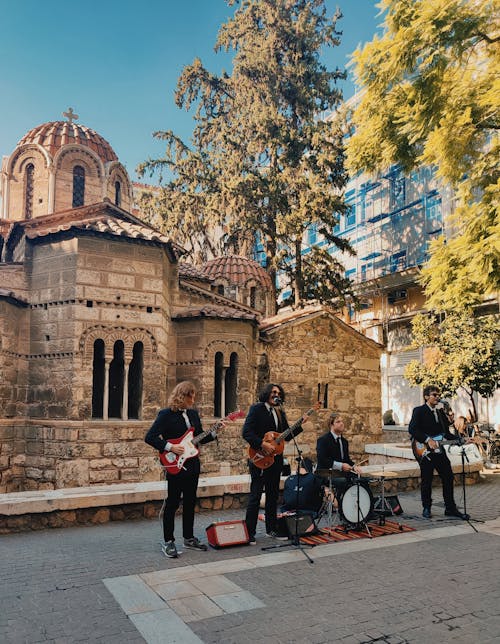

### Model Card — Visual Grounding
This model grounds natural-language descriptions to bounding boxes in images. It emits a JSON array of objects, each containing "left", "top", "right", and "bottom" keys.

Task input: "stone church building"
[{"left": 0, "top": 116, "right": 382, "bottom": 493}]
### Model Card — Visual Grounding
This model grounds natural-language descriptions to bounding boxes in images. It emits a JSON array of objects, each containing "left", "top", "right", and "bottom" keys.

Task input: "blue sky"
[{"left": 0, "top": 0, "right": 382, "bottom": 182}]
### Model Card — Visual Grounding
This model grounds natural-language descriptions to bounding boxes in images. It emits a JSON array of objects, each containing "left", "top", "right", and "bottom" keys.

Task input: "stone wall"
[
  {"left": 0, "top": 417, "right": 249, "bottom": 492},
  {"left": 0, "top": 301, "right": 29, "bottom": 418},
  {"left": 262, "top": 313, "right": 383, "bottom": 461},
  {"left": 173, "top": 317, "right": 256, "bottom": 419}
]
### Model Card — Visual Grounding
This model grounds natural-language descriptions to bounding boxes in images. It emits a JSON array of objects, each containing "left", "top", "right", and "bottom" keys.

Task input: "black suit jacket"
[
  {"left": 145, "top": 407, "right": 212, "bottom": 451},
  {"left": 316, "top": 432, "right": 354, "bottom": 470},
  {"left": 408, "top": 404, "right": 455, "bottom": 444},
  {"left": 242, "top": 402, "right": 302, "bottom": 451}
]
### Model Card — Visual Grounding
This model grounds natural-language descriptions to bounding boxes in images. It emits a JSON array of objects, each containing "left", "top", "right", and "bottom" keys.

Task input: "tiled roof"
[
  {"left": 7, "top": 202, "right": 185, "bottom": 259},
  {"left": 260, "top": 305, "right": 324, "bottom": 332},
  {"left": 203, "top": 255, "right": 272, "bottom": 290},
  {"left": 18, "top": 121, "right": 118, "bottom": 163},
  {"left": 179, "top": 262, "right": 213, "bottom": 283},
  {"left": 259, "top": 304, "right": 383, "bottom": 347},
  {"left": 174, "top": 304, "right": 258, "bottom": 322}
]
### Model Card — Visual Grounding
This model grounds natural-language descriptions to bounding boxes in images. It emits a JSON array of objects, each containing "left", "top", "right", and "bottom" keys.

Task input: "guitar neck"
[
  {"left": 191, "top": 410, "right": 244, "bottom": 446},
  {"left": 278, "top": 407, "right": 315, "bottom": 442},
  {"left": 192, "top": 419, "right": 222, "bottom": 446}
]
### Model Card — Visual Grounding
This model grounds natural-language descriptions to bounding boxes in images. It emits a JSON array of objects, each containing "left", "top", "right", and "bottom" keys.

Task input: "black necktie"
[{"left": 337, "top": 437, "right": 344, "bottom": 460}]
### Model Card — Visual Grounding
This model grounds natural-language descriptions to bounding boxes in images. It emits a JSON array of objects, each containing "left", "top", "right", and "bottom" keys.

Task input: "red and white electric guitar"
[{"left": 159, "top": 410, "right": 245, "bottom": 475}]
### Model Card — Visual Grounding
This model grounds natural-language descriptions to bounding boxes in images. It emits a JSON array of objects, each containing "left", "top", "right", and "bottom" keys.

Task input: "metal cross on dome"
[{"left": 62, "top": 107, "right": 79, "bottom": 123}]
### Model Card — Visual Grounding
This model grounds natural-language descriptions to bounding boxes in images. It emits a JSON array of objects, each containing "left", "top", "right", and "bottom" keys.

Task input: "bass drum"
[{"left": 338, "top": 481, "right": 374, "bottom": 525}]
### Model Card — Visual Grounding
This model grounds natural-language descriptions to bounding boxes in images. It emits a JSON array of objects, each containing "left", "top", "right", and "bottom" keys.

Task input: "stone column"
[
  {"left": 103, "top": 361, "right": 109, "bottom": 420},
  {"left": 221, "top": 367, "right": 227, "bottom": 417},
  {"left": 123, "top": 362, "right": 129, "bottom": 420},
  {"left": 47, "top": 164, "right": 56, "bottom": 214}
]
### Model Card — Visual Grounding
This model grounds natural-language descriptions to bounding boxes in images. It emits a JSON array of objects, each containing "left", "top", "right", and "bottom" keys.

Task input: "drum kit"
[{"left": 316, "top": 466, "right": 401, "bottom": 534}]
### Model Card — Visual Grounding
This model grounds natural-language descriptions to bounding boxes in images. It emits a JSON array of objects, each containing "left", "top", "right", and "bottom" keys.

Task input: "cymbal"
[{"left": 369, "top": 471, "right": 398, "bottom": 478}]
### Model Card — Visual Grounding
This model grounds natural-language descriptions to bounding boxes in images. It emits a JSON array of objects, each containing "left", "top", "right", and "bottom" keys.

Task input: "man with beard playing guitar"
[{"left": 242, "top": 383, "right": 316, "bottom": 544}]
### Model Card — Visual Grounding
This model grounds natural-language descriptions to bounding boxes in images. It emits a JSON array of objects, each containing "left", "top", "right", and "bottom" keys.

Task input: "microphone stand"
[
  {"left": 261, "top": 409, "right": 314, "bottom": 564},
  {"left": 453, "top": 439, "right": 483, "bottom": 532}
]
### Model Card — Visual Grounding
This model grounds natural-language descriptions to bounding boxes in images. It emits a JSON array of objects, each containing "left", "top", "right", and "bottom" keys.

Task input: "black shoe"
[
  {"left": 444, "top": 508, "right": 469, "bottom": 520},
  {"left": 184, "top": 537, "right": 208, "bottom": 551},
  {"left": 422, "top": 507, "right": 432, "bottom": 519},
  {"left": 162, "top": 540, "right": 178, "bottom": 558}
]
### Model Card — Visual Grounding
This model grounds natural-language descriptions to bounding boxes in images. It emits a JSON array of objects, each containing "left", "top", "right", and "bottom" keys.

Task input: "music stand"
[{"left": 261, "top": 435, "right": 314, "bottom": 564}]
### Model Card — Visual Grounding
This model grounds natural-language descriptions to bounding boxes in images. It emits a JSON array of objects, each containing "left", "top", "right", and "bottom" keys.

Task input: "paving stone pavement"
[{"left": 1, "top": 474, "right": 499, "bottom": 644}]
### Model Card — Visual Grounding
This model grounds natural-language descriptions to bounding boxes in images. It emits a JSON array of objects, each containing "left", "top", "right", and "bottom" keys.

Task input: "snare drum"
[{"left": 338, "top": 480, "right": 374, "bottom": 525}]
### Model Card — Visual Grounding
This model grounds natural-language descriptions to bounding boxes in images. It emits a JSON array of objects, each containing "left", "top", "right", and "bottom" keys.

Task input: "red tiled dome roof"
[
  {"left": 18, "top": 121, "right": 118, "bottom": 163},
  {"left": 203, "top": 255, "right": 272, "bottom": 290}
]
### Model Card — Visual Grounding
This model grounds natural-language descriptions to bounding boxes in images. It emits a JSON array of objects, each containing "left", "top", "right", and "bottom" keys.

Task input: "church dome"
[
  {"left": 203, "top": 255, "right": 272, "bottom": 290},
  {"left": 18, "top": 120, "right": 118, "bottom": 164}
]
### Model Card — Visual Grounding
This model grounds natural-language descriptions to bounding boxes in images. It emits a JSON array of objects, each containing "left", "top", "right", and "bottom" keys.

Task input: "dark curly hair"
[{"left": 258, "top": 383, "right": 285, "bottom": 403}]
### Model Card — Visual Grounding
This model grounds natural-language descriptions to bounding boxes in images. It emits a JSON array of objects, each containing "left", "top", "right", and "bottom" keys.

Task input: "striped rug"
[{"left": 300, "top": 520, "right": 414, "bottom": 546}]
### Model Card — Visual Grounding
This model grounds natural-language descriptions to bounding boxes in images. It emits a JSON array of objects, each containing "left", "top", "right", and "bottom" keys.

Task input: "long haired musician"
[
  {"left": 145, "top": 381, "right": 216, "bottom": 558},
  {"left": 242, "top": 383, "right": 308, "bottom": 544}
]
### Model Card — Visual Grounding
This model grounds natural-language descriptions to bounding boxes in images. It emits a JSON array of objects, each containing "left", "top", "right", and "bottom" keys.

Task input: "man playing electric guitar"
[
  {"left": 145, "top": 381, "right": 218, "bottom": 558},
  {"left": 408, "top": 385, "right": 468, "bottom": 520},
  {"left": 242, "top": 383, "right": 315, "bottom": 544}
]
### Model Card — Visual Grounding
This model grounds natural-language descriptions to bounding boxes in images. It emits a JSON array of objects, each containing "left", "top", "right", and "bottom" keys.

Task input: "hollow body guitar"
[
  {"left": 248, "top": 402, "right": 320, "bottom": 470},
  {"left": 159, "top": 410, "right": 245, "bottom": 475}
]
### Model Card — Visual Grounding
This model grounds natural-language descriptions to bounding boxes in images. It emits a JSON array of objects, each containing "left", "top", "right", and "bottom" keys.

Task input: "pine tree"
[{"left": 139, "top": 0, "right": 354, "bottom": 309}]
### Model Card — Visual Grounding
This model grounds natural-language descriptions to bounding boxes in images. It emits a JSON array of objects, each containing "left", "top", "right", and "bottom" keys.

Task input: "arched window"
[
  {"left": 72, "top": 165, "right": 85, "bottom": 207},
  {"left": 128, "top": 342, "right": 144, "bottom": 419},
  {"left": 249, "top": 286, "right": 257, "bottom": 308},
  {"left": 217, "top": 284, "right": 225, "bottom": 296},
  {"left": 108, "top": 340, "right": 125, "bottom": 418},
  {"left": 114, "top": 180, "right": 121, "bottom": 207},
  {"left": 214, "top": 352, "right": 224, "bottom": 417},
  {"left": 24, "top": 163, "right": 34, "bottom": 219},
  {"left": 92, "top": 339, "right": 105, "bottom": 418},
  {"left": 225, "top": 352, "right": 238, "bottom": 413}
]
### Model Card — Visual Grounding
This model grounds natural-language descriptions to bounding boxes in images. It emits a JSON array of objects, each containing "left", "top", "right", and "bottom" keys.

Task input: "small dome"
[
  {"left": 18, "top": 121, "right": 118, "bottom": 164},
  {"left": 203, "top": 255, "right": 272, "bottom": 290}
]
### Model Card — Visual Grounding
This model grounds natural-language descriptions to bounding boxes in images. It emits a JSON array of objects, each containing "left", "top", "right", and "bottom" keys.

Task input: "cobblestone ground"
[{"left": 1, "top": 475, "right": 499, "bottom": 643}]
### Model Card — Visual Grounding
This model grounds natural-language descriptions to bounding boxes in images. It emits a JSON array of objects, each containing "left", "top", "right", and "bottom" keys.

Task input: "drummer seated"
[
  {"left": 280, "top": 457, "right": 326, "bottom": 518},
  {"left": 316, "top": 412, "right": 363, "bottom": 493}
]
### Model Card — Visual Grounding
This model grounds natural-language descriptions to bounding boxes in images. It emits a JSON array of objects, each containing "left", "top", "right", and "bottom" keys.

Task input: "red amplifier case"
[{"left": 205, "top": 520, "right": 249, "bottom": 548}]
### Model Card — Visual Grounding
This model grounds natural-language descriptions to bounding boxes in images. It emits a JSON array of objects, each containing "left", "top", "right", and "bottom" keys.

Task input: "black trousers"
[
  {"left": 163, "top": 463, "right": 199, "bottom": 542},
  {"left": 419, "top": 451, "right": 456, "bottom": 510},
  {"left": 245, "top": 460, "right": 282, "bottom": 537}
]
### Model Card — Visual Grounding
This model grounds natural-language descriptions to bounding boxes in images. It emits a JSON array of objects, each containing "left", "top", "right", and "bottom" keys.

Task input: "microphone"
[{"left": 272, "top": 396, "right": 283, "bottom": 405}]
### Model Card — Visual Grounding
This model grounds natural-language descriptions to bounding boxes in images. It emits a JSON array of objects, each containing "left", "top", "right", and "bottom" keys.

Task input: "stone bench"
[{"left": 0, "top": 459, "right": 483, "bottom": 533}]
